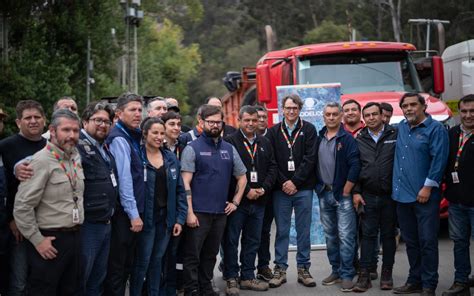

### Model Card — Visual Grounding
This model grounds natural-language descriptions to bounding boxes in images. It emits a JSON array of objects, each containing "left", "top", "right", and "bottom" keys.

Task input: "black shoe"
[
  {"left": 442, "top": 282, "right": 470, "bottom": 296},
  {"left": 380, "top": 267, "right": 393, "bottom": 290},
  {"left": 393, "top": 283, "right": 423, "bottom": 294},
  {"left": 353, "top": 270, "right": 372, "bottom": 292},
  {"left": 421, "top": 288, "right": 436, "bottom": 296},
  {"left": 184, "top": 290, "right": 199, "bottom": 296},
  {"left": 469, "top": 275, "right": 474, "bottom": 287}
]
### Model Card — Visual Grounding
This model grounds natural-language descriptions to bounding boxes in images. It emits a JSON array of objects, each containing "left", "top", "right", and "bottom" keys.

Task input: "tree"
[{"left": 303, "top": 20, "right": 349, "bottom": 44}]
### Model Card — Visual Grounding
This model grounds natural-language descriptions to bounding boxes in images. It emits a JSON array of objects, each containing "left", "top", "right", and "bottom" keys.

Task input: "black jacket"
[
  {"left": 227, "top": 130, "right": 277, "bottom": 205},
  {"left": 444, "top": 125, "right": 474, "bottom": 206},
  {"left": 353, "top": 124, "right": 397, "bottom": 196},
  {"left": 268, "top": 118, "right": 317, "bottom": 191}
]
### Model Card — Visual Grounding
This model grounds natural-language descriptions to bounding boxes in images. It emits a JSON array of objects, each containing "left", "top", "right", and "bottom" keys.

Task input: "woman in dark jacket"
[{"left": 130, "top": 117, "right": 187, "bottom": 296}]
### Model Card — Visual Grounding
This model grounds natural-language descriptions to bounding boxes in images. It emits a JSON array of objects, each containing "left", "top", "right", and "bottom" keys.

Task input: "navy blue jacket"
[
  {"left": 142, "top": 147, "right": 187, "bottom": 229},
  {"left": 315, "top": 126, "right": 361, "bottom": 198}
]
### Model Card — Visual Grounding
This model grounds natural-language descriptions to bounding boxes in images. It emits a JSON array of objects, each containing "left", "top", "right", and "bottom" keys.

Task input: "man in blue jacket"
[
  {"left": 315, "top": 102, "right": 361, "bottom": 292},
  {"left": 392, "top": 93, "right": 449, "bottom": 296}
]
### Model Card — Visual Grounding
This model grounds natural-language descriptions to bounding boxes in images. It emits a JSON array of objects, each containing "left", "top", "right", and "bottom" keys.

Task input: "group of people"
[{"left": 0, "top": 91, "right": 472, "bottom": 296}]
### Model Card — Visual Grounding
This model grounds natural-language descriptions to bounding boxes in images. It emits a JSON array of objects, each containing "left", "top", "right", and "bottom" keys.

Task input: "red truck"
[{"left": 222, "top": 41, "right": 452, "bottom": 218}]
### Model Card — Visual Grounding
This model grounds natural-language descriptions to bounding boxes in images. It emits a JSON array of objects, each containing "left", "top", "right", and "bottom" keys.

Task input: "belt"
[
  {"left": 323, "top": 184, "right": 333, "bottom": 192},
  {"left": 40, "top": 225, "right": 81, "bottom": 232}
]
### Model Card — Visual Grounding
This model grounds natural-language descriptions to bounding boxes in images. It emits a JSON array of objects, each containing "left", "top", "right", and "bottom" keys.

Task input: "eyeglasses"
[
  {"left": 204, "top": 120, "right": 223, "bottom": 126},
  {"left": 283, "top": 106, "right": 299, "bottom": 112},
  {"left": 90, "top": 118, "right": 112, "bottom": 126}
]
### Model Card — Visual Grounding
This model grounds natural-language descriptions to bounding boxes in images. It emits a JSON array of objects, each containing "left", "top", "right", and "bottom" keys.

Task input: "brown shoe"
[
  {"left": 256, "top": 266, "right": 273, "bottom": 282},
  {"left": 268, "top": 267, "right": 287, "bottom": 288},
  {"left": 353, "top": 270, "right": 371, "bottom": 292},
  {"left": 240, "top": 278, "right": 269, "bottom": 291},
  {"left": 225, "top": 278, "right": 239, "bottom": 296},
  {"left": 322, "top": 273, "right": 341, "bottom": 286},
  {"left": 297, "top": 268, "right": 316, "bottom": 287},
  {"left": 393, "top": 283, "right": 422, "bottom": 294},
  {"left": 380, "top": 267, "right": 393, "bottom": 290}
]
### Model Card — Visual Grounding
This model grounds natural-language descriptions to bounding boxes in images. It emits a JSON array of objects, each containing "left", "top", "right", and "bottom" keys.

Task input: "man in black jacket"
[
  {"left": 442, "top": 95, "right": 474, "bottom": 296},
  {"left": 267, "top": 94, "right": 318, "bottom": 288},
  {"left": 223, "top": 105, "right": 277, "bottom": 295},
  {"left": 352, "top": 102, "right": 398, "bottom": 292}
]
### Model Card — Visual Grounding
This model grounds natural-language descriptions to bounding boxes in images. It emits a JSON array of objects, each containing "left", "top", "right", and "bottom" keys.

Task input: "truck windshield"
[{"left": 297, "top": 52, "right": 423, "bottom": 94}]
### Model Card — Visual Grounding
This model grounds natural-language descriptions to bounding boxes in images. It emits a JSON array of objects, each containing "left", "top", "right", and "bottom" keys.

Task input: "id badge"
[
  {"left": 250, "top": 171, "right": 258, "bottom": 183},
  {"left": 452, "top": 171, "right": 460, "bottom": 184},
  {"left": 288, "top": 161, "right": 295, "bottom": 171},
  {"left": 72, "top": 208, "right": 80, "bottom": 224},
  {"left": 144, "top": 166, "right": 147, "bottom": 182},
  {"left": 110, "top": 173, "right": 117, "bottom": 187}
]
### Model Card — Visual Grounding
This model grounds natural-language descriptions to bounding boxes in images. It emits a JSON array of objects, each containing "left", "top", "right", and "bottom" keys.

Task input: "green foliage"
[{"left": 303, "top": 20, "right": 349, "bottom": 44}]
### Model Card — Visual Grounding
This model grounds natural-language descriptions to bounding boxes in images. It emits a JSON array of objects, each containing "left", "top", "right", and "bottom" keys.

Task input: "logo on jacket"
[
  {"left": 337, "top": 143, "right": 343, "bottom": 151},
  {"left": 220, "top": 150, "right": 230, "bottom": 160}
]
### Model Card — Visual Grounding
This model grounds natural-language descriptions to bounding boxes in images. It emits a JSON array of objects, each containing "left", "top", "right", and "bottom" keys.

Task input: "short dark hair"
[
  {"left": 362, "top": 102, "right": 382, "bottom": 114},
  {"left": 458, "top": 94, "right": 474, "bottom": 108},
  {"left": 204, "top": 96, "right": 222, "bottom": 104},
  {"left": 399, "top": 92, "right": 425, "bottom": 107},
  {"left": 140, "top": 116, "right": 164, "bottom": 136},
  {"left": 239, "top": 105, "right": 258, "bottom": 118},
  {"left": 200, "top": 104, "right": 223, "bottom": 120},
  {"left": 53, "top": 96, "right": 75, "bottom": 111},
  {"left": 254, "top": 105, "right": 267, "bottom": 113},
  {"left": 116, "top": 93, "right": 143, "bottom": 110},
  {"left": 343, "top": 99, "right": 361, "bottom": 111},
  {"left": 50, "top": 109, "right": 80, "bottom": 128},
  {"left": 161, "top": 111, "right": 182, "bottom": 123},
  {"left": 282, "top": 94, "right": 303, "bottom": 109},
  {"left": 81, "top": 101, "right": 115, "bottom": 122},
  {"left": 15, "top": 100, "right": 45, "bottom": 119},
  {"left": 380, "top": 102, "right": 393, "bottom": 113}
]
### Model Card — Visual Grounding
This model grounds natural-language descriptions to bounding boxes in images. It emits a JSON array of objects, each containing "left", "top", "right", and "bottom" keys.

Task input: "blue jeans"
[
  {"left": 81, "top": 220, "right": 112, "bottom": 296},
  {"left": 319, "top": 190, "right": 357, "bottom": 280},
  {"left": 273, "top": 190, "right": 313, "bottom": 270},
  {"left": 448, "top": 202, "right": 474, "bottom": 284},
  {"left": 224, "top": 202, "right": 265, "bottom": 280},
  {"left": 9, "top": 238, "right": 28, "bottom": 296},
  {"left": 397, "top": 198, "right": 440, "bottom": 289},
  {"left": 130, "top": 208, "right": 171, "bottom": 296},
  {"left": 257, "top": 197, "right": 274, "bottom": 269}
]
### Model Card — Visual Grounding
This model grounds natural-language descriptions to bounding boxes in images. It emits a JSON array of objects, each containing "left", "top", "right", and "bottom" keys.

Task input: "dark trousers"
[
  {"left": 161, "top": 234, "right": 182, "bottom": 295},
  {"left": 104, "top": 208, "right": 137, "bottom": 296},
  {"left": 224, "top": 203, "right": 265, "bottom": 280},
  {"left": 27, "top": 229, "right": 81, "bottom": 296},
  {"left": 183, "top": 213, "right": 226, "bottom": 294},
  {"left": 397, "top": 197, "right": 440, "bottom": 289},
  {"left": 257, "top": 197, "right": 274, "bottom": 269},
  {"left": 359, "top": 193, "right": 397, "bottom": 269}
]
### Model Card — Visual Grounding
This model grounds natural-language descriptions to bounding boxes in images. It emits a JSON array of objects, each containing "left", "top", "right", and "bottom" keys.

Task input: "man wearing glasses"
[
  {"left": 77, "top": 102, "right": 118, "bottom": 295},
  {"left": 267, "top": 94, "right": 318, "bottom": 288},
  {"left": 181, "top": 104, "right": 247, "bottom": 296}
]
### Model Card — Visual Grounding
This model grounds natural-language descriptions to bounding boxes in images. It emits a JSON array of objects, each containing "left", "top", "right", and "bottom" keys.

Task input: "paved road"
[{"left": 211, "top": 219, "right": 474, "bottom": 295}]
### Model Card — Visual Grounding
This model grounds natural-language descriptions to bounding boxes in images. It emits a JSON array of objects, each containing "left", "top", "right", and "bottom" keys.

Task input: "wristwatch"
[{"left": 232, "top": 200, "right": 239, "bottom": 207}]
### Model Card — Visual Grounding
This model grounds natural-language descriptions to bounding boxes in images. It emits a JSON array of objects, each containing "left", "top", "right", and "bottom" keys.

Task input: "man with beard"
[
  {"left": 0, "top": 100, "right": 47, "bottom": 296},
  {"left": 392, "top": 93, "right": 449, "bottom": 296},
  {"left": 181, "top": 104, "right": 247, "bottom": 296},
  {"left": 13, "top": 109, "right": 84, "bottom": 295},
  {"left": 77, "top": 102, "right": 118, "bottom": 295}
]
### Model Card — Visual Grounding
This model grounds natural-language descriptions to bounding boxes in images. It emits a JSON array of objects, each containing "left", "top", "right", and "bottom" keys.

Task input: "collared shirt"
[
  {"left": 13, "top": 142, "right": 85, "bottom": 246},
  {"left": 317, "top": 131, "right": 337, "bottom": 186},
  {"left": 81, "top": 129, "right": 110, "bottom": 163},
  {"left": 240, "top": 129, "right": 256, "bottom": 145},
  {"left": 284, "top": 118, "right": 300, "bottom": 136},
  {"left": 392, "top": 115, "right": 449, "bottom": 203},
  {"left": 368, "top": 125, "right": 385, "bottom": 143}
]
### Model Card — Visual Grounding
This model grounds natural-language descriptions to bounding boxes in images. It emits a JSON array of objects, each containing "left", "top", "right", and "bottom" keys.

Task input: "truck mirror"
[
  {"left": 257, "top": 64, "right": 271, "bottom": 103},
  {"left": 432, "top": 56, "right": 445, "bottom": 94}
]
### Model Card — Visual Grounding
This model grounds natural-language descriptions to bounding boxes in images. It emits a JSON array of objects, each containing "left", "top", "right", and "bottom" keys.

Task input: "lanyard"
[
  {"left": 455, "top": 131, "right": 472, "bottom": 170},
  {"left": 243, "top": 140, "right": 258, "bottom": 169},
  {"left": 280, "top": 120, "right": 303, "bottom": 160},
  {"left": 47, "top": 144, "right": 79, "bottom": 203}
]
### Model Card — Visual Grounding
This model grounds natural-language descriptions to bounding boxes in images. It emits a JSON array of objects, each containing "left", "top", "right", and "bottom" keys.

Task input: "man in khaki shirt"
[{"left": 14, "top": 109, "right": 84, "bottom": 295}]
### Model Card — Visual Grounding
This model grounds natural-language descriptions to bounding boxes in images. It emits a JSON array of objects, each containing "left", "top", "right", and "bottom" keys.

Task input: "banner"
[{"left": 276, "top": 83, "right": 341, "bottom": 249}]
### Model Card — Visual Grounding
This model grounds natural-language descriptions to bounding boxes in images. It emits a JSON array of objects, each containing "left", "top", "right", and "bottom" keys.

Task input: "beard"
[{"left": 204, "top": 127, "right": 221, "bottom": 138}]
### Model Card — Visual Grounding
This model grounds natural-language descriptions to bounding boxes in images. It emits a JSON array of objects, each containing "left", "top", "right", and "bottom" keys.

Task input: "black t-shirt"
[
  {"left": 0, "top": 134, "right": 47, "bottom": 221},
  {"left": 154, "top": 165, "right": 168, "bottom": 209}
]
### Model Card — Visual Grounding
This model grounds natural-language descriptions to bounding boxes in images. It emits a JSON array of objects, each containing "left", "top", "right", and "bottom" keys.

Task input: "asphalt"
[{"left": 211, "top": 219, "right": 474, "bottom": 295}]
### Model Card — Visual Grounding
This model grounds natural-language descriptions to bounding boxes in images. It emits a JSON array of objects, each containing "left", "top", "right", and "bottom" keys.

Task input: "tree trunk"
[
  {"left": 377, "top": 0, "right": 383, "bottom": 39},
  {"left": 388, "top": 0, "right": 401, "bottom": 42}
]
